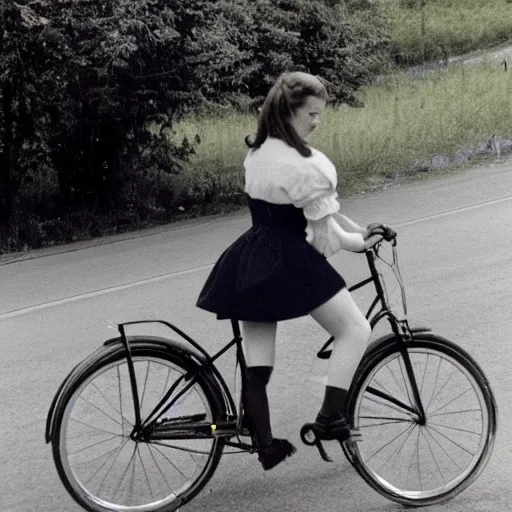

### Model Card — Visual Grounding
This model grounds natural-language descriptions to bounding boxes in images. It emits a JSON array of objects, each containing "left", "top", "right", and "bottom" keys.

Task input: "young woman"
[{"left": 197, "top": 71, "right": 389, "bottom": 471}]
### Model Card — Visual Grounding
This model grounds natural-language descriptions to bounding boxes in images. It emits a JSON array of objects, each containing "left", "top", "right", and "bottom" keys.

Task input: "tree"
[
  {"left": 0, "top": 0, "right": 250, "bottom": 240},
  {"left": 239, "top": 0, "right": 391, "bottom": 107},
  {"left": 0, "top": 0, "right": 52, "bottom": 234}
]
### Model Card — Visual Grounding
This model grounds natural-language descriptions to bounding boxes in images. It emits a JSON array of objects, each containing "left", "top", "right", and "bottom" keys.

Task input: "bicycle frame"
[
  {"left": 116, "top": 318, "right": 253, "bottom": 450},
  {"left": 116, "top": 240, "right": 427, "bottom": 448},
  {"left": 353, "top": 243, "right": 427, "bottom": 424}
]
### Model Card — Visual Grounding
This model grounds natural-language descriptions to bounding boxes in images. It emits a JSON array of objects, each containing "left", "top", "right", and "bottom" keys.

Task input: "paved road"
[{"left": 1, "top": 160, "right": 512, "bottom": 511}]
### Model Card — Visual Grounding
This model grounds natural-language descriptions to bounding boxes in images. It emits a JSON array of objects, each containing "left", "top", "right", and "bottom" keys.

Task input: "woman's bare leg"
[{"left": 310, "top": 288, "right": 371, "bottom": 419}]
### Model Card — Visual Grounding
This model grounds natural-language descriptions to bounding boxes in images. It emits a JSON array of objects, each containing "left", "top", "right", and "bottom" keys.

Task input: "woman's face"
[{"left": 289, "top": 95, "right": 326, "bottom": 141}]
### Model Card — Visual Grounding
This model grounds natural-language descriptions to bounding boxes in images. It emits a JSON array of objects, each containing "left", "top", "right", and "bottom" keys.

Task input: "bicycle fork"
[{"left": 399, "top": 345, "right": 427, "bottom": 425}]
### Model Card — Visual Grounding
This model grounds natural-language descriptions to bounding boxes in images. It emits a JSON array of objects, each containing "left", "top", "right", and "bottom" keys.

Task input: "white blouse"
[{"left": 244, "top": 137, "right": 365, "bottom": 257}]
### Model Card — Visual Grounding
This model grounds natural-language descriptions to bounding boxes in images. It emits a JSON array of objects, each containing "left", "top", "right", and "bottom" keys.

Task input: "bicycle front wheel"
[
  {"left": 345, "top": 334, "right": 497, "bottom": 507},
  {"left": 52, "top": 345, "right": 225, "bottom": 512}
]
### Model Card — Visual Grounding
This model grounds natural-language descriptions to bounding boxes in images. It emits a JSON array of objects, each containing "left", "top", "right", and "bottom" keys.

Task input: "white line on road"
[
  {"left": 0, "top": 264, "right": 214, "bottom": 320},
  {"left": 394, "top": 194, "right": 512, "bottom": 227},
  {"left": 2, "top": 193, "right": 512, "bottom": 320}
]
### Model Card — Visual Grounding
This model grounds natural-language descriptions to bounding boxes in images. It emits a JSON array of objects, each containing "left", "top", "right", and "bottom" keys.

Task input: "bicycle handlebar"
[
  {"left": 365, "top": 224, "right": 397, "bottom": 252},
  {"left": 368, "top": 223, "right": 397, "bottom": 242}
]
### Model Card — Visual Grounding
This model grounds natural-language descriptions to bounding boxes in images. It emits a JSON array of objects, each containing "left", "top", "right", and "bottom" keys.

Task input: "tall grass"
[
  {"left": 176, "top": 63, "right": 512, "bottom": 196},
  {"left": 378, "top": 0, "right": 512, "bottom": 65}
]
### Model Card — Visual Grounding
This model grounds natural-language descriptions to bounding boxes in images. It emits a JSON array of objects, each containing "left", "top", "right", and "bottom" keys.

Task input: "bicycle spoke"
[
  {"left": 78, "top": 395, "right": 123, "bottom": 428},
  {"left": 67, "top": 429, "right": 119, "bottom": 441},
  {"left": 427, "top": 367, "right": 458, "bottom": 413},
  {"left": 428, "top": 388, "right": 472, "bottom": 417},
  {"left": 77, "top": 439, "right": 125, "bottom": 468},
  {"left": 425, "top": 356, "right": 442, "bottom": 413},
  {"left": 359, "top": 416, "right": 413, "bottom": 426},
  {"left": 421, "top": 427, "right": 447, "bottom": 484},
  {"left": 97, "top": 439, "right": 133, "bottom": 496},
  {"left": 427, "top": 422, "right": 482, "bottom": 436},
  {"left": 139, "top": 360, "right": 151, "bottom": 412},
  {"left": 137, "top": 444, "right": 155, "bottom": 501},
  {"left": 431, "top": 408, "right": 482, "bottom": 418},
  {"left": 91, "top": 381, "right": 133, "bottom": 428},
  {"left": 371, "top": 377, "right": 410, "bottom": 415},
  {"left": 366, "top": 423, "right": 414, "bottom": 464},
  {"left": 68, "top": 434, "right": 120, "bottom": 456},
  {"left": 427, "top": 424, "right": 476, "bottom": 457},
  {"left": 70, "top": 416, "right": 121, "bottom": 437},
  {"left": 422, "top": 426, "right": 462, "bottom": 472},
  {"left": 151, "top": 443, "right": 190, "bottom": 480},
  {"left": 420, "top": 353, "right": 429, "bottom": 396},
  {"left": 111, "top": 442, "right": 138, "bottom": 501},
  {"left": 416, "top": 426, "right": 422, "bottom": 491},
  {"left": 129, "top": 446, "right": 136, "bottom": 504},
  {"left": 373, "top": 424, "right": 417, "bottom": 473},
  {"left": 85, "top": 437, "right": 129, "bottom": 488},
  {"left": 147, "top": 444, "right": 174, "bottom": 493},
  {"left": 385, "top": 359, "right": 408, "bottom": 398}
]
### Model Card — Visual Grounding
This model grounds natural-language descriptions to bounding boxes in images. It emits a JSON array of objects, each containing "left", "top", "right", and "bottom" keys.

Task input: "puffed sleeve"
[{"left": 284, "top": 163, "right": 365, "bottom": 257}]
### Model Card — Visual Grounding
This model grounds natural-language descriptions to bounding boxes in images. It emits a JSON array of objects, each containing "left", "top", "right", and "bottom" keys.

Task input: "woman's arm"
[{"left": 334, "top": 212, "right": 365, "bottom": 234}]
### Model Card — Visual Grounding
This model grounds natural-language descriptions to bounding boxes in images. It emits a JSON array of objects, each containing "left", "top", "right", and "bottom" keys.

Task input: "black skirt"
[{"left": 196, "top": 197, "right": 346, "bottom": 322}]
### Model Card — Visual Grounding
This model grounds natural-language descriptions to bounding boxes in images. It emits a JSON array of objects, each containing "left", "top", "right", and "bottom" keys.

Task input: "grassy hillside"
[
  {"left": 378, "top": 0, "right": 512, "bottom": 65},
  {"left": 176, "top": 63, "right": 512, "bottom": 200}
]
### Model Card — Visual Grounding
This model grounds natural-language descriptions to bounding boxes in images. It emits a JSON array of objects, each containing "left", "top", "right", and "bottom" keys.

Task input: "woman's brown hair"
[{"left": 245, "top": 71, "right": 328, "bottom": 157}]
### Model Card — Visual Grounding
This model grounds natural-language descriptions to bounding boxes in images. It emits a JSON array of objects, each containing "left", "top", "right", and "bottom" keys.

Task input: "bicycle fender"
[
  {"left": 366, "top": 327, "right": 432, "bottom": 355},
  {"left": 45, "top": 336, "right": 207, "bottom": 444}
]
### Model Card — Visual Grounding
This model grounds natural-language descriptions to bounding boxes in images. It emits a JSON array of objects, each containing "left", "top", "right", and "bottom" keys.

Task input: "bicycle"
[{"left": 45, "top": 234, "right": 497, "bottom": 511}]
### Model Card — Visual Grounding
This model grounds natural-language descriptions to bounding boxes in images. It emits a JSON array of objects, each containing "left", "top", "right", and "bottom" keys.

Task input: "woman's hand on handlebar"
[
  {"left": 363, "top": 223, "right": 397, "bottom": 243},
  {"left": 356, "top": 223, "right": 397, "bottom": 252},
  {"left": 362, "top": 233, "right": 384, "bottom": 251}
]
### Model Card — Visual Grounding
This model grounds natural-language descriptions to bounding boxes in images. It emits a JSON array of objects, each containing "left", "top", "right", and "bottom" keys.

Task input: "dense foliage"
[{"left": 0, "top": 0, "right": 391, "bottom": 251}]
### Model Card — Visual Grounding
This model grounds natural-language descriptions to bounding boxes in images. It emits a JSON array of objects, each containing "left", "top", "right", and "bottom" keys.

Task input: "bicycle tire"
[
  {"left": 344, "top": 333, "right": 497, "bottom": 507},
  {"left": 51, "top": 343, "right": 226, "bottom": 512}
]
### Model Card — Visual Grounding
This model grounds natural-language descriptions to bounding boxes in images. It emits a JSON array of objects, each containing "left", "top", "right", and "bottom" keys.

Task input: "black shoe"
[
  {"left": 257, "top": 439, "right": 296, "bottom": 471},
  {"left": 313, "top": 413, "right": 351, "bottom": 442}
]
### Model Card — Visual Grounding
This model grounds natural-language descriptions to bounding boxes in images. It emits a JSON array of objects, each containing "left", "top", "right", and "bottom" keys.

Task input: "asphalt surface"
[{"left": 1, "top": 158, "right": 512, "bottom": 512}]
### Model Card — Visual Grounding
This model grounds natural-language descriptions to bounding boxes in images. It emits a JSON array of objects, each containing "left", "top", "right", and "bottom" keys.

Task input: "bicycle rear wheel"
[
  {"left": 345, "top": 333, "right": 497, "bottom": 507},
  {"left": 52, "top": 345, "right": 225, "bottom": 512}
]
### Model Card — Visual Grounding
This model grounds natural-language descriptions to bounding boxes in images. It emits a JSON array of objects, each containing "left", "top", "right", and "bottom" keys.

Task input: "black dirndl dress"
[{"left": 196, "top": 196, "right": 346, "bottom": 322}]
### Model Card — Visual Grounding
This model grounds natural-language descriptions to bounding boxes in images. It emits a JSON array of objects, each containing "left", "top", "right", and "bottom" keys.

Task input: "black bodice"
[{"left": 247, "top": 196, "right": 307, "bottom": 236}]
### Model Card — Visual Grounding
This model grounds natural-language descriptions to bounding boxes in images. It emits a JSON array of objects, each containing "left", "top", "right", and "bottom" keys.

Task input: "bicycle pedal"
[
  {"left": 300, "top": 424, "right": 333, "bottom": 462},
  {"left": 300, "top": 423, "right": 317, "bottom": 446},
  {"left": 316, "top": 439, "right": 333, "bottom": 462}
]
